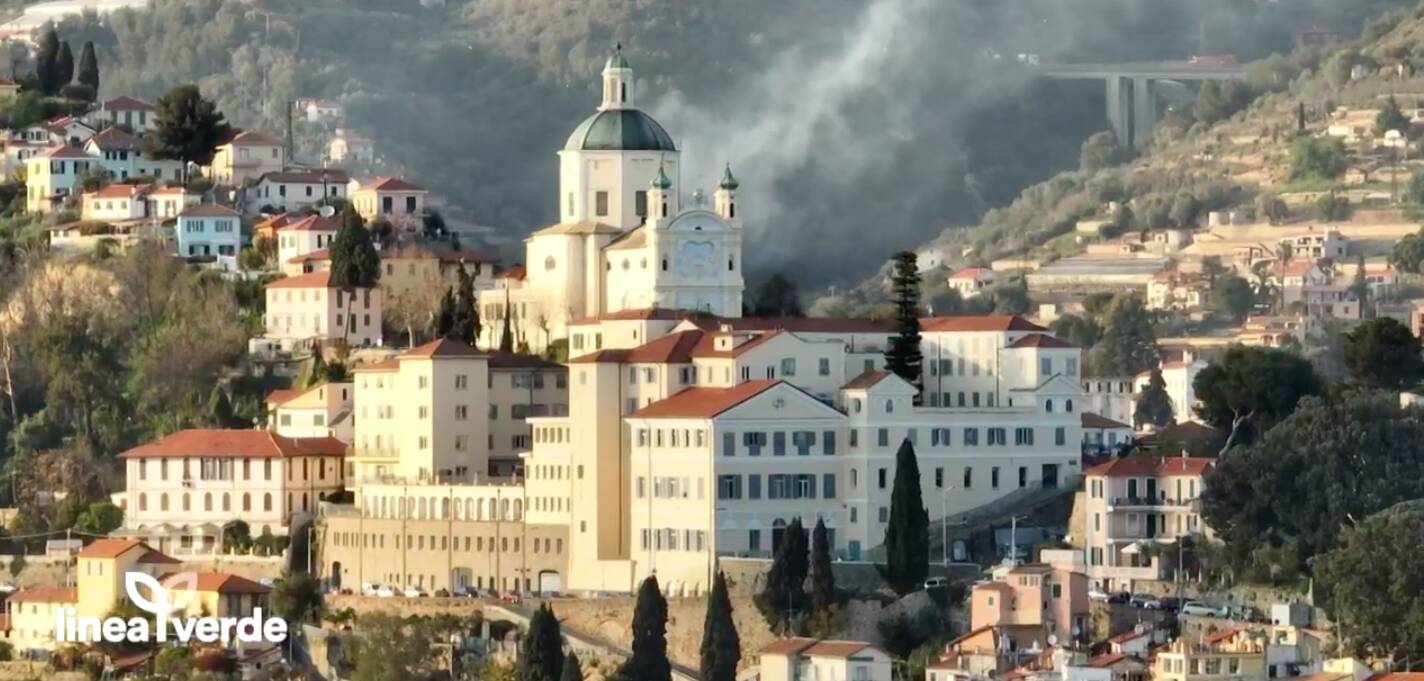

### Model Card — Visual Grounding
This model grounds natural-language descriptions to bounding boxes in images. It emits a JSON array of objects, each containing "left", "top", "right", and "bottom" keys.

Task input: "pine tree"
[
  {"left": 761, "top": 518, "right": 807, "bottom": 626},
  {"left": 34, "top": 26, "right": 59, "bottom": 95},
  {"left": 516, "top": 603, "right": 564, "bottom": 681},
  {"left": 884, "top": 251, "right": 923, "bottom": 400},
  {"left": 559, "top": 651, "right": 582, "bottom": 681},
  {"left": 453, "top": 267, "right": 479, "bottom": 346},
  {"left": 620, "top": 576, "right": 671, "bottom": 681},
  {"left": 76, "top": 41, "right": 99, "bottom": 95},
  {"left": 809, "top": 518, "right": 836, "bottom": 612},
  {"left": 700, "top": 571, "right": 740, "bottom": 681},
  {"left": 499, "top": 287, "right": 515, "bottom": 352},
  {"left": 1133, "top": 368, "right": 1174, "bottom": 430},
  {"left": 328, "top": 208, "right": 381, "bottom": 341},
  {"left": 148, "top": 84, "right": 234, "bottom": 179},
  {"left": 55, "top": 41, "right": 73, "bottom": 89},
  {"left": 883, "top": 439, "right": 929, "bottom": 595},
  {"left": 436, "top": 287, "right": 456, "bottom": 337}
]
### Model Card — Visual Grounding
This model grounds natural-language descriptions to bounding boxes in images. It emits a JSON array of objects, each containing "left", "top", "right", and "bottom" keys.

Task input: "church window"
[
  {"left": 567, "top": 193, "right": 573, "bottom": 216},
  {"left": 595, "top": 191, "right": 609, "bottom": 216},
  {"left": 635, "top": 190, "right": 647, "bottom": 217},
  {"left": 661, "top": 258, "right": 667, "bottom": 271},
  {"left": 620, "top": 82, "right": 627, "bottom": 102},
  {"left": 729, "top": 202, "right": 736, "bottom": 219},
  {"left": 728, "top": 257, "right": 735, "bottom": 271}
]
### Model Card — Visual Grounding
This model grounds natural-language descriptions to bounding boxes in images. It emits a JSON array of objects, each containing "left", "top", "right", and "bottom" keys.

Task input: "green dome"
[
  {"left": 606, "top": 44, "right": 631, "bottom": 70},
  {"left": 564, "top": 109, "right": 678, "bottom": 152},
  {"left": 719, "top": 163, "right": 740, "bottom": 190},
  {"left": 651, "top": 165, "right": 672, "bottom": 189}
]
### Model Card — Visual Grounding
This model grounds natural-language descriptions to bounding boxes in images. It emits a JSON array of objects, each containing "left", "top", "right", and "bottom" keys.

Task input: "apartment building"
[
  {"left": 1080, "top": 456, "right": 1215, "bottom": 590},
  {"left": 207, "top": 131, "right": 285, "bottom": 185},
  {"left": 267, "top": 381, "right": 354, "bottom": 442},
  {"left": 262, "top": 271, "right": 383, "bottom": 351},
  {"left": 970, "top": 562, "right": 1091, "bottom": 646},
  {"left": 26, "top": 146, "right": 98, "bottom": 213},
  {"left": 1154, "top": 629, "right": 1268, "bottom": 681},
  {"left": 758, "top": 639, "right": 893, "bottom": 681}
]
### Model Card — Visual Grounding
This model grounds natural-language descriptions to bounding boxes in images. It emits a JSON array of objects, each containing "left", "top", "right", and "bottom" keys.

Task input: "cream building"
[
  {"left": 275, "top": 214, "right": 340, "bottom": 271},
  {"left": 207, "top": 131, "right": 285, "bottom": 185},
  {"left": 1133, "top": 359, "right": 1208, "bottom": 425},
  {"left": 262, "top": 271, "right": 383, "bottom": 351},
  {"left": 26, "top": 146, "right": 98, "bottom": 213},
  {"left": 1079, "top": 456, "right": 1215, "bottom": 590},
  {"left": 267, "top": 381, "right": 354, "bottom": 442},
  {"left": 118, "top": 429, "right": 347, "bottom": 548},
  {"left": 249, "top": 168, "right": 349, "bottom": 213},
  {"left": 1154, "top": 629, "right": 1268, "bottom": 681},
  {"left": 349, "top": 176, "right": 426, "bottom": 226},
  {"left": 478, "top": 47, "right": 745, "bottom": 352},
  {"left": 757, "top": 639, "right": 893, "bottom": 681}
]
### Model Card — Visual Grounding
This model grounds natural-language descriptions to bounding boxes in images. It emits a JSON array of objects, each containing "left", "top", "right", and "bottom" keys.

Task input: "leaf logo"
[{"left": 124, "top": 571, "right": 198, "bottom": 616}]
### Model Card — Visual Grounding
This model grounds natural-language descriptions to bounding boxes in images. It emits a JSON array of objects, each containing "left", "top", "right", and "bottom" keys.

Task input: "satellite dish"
[
  {"left": 1134, "top": 623, "right": 1148, "bottom": 635},
  {"left": 1047, "top": 634, "right": 1059, "bottom": 647},
  {"left": 319, "top": 205, "right": 337, "bottom": 218}
]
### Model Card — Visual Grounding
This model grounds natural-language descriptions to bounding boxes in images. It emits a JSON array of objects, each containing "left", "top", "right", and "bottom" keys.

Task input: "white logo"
[{"left": 54, "top": 571, "right": 288, "bottom": 645}]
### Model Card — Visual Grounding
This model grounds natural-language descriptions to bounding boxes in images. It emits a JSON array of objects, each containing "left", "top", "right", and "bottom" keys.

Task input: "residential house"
[
  {"left": 175, "top": 204, "right": 243, "bottom": 270},
  {"left": 1065, "top": 653, "right": 1149, "bottom": 681},
  {"left": 266, "top": 381, "right": 354, "bottom": 443},
  {"left": 288, "top": 242, "right": 500, "bottom": 300},
  {"left": 84, "top": 126, "right": 182, "bottom": 181},
  {"left": 970, "top": 562, "right": 1091, "bottom": 645},
  {"left": 1081, "top": 413, "right": 1133, "bottom": 456},
  {"left": 1081, "top": 377, "right": 1136, "bottom": 427},
  {"left": 1080, "top": 456, "right": 1215, "bottom": 591},
  {"left": 253, "top": 211, "right": 302, "bottom": 244},
  {"left": 948, "top": 267, "right": 996, "bottom": 298},
  {"left": 86, "top": 96, "right": 157, "bottom": 133},
  {"left": 81, "top": 184, "right": 151, "bottom": 221},
  {"left": 296, "top": 98, "right": 344, "bottom": 123},
  {"left": 262, "top": 271, "right": 383, "bottom": 351},
  {"left": 25, "top": 146, "right": 99, "bottom": 213},
  {"left": 1153, "top": 629, "right": 1267, "bottom": 681},
  {"left": 1237, "top": 316, "right": 1312, "bottom": 348},
  {"left": 1146, "top": 271, "right": 1207, "bottom": 312},
  {"left": 118, "top": 429, "right": 347, "bottom": 548},
  {"left": 926, "top": 625, "right": 1049, "bottom": 681},
  {"left": 249, "top": 168, "right": 349, "bottom": 213},
  {"left": 758, "top": 639, "right": 893, "bottom": 681},
  {"left": 208, "top": 131, "right": 285, "bottom": 185},
  {"left": 1282, "top": 228, "right": 1346, "bottom": 261},
  {"left": 0, "top": 139, "right": 52, "bottom": 177},
  {"left": 328, "top": 130, "right": 374, "bottom": 164},
  {"left": 275, "top": 214, "right": 340, "bottom": 273},
  {"left": 485, "top": 352, "right": 567, "bottom": 477},
  {"left": 350, "top": 176, "right": 426, "bottom": 226}
]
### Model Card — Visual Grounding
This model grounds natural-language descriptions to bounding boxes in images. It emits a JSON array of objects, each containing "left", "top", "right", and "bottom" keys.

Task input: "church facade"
[{"left": 479, "top": 48, "right": 745, "bottom": 352}]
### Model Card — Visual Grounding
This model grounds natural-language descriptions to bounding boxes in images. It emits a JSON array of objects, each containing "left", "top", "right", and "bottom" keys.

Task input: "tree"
[
  {"left": 73, "top": 501, "right": 123, "bottom": 535},
  {"left": 883, "top": 439, "right": 929, "bottom": 595},
  {"left": 699, "top": 571, "right": 740, "bottom": 681},
  {"left": 1296, "top": 101, "right": 1306, "bottom": 133},
  {"left": 1193, "top": 80, "right": 1255, "bottom": 124},
  {"left": 516, "top": 604, "right": 564, "bottom": 681},
  {"left": 76, "top": 41, "right": 98, "bottom": 95},
  {"left": 1193, "top": 346, "right": 1322, "bottom": 452},
  {"left": 1255, "top": 193, "right": 1288, "bottom": 224},
  {"left": 1169, "top": 192, "right": 1200, "bottom": 229},
  {"left": 1344, "top": 317, "right": 1424, "bottom": 389},
  {"left": 751, "top": 273, "right": 803, "bottom": 317},
  {"left": 350, "top": 613, "right": 437, "bottom": 681},
  {"left": 34, "top": 26, "right": 59, "bottom": 95},
  {"left": 1087, "top": 295, "right": 1159, "bottom": 377},
  {"left": 271, "top": 572, "right": 323, "bottom": 626},
  {"left": 1314, "top": 192, "right": 1351, "bottom": 221},
  {"left": 761, "top": 517, "right": 807, "bottom": 625},
  {"left": 1211, "top": 275, "right": 1255, "bottom": 321},
  {"left": 1204, "top": 393, "right": 1424, "bottom": 578},
  {"left": 1391, "top": 229, "right": 1424, "bottom": 274},
  {"left": 451, "top": 267, "right": 480, "bottom": 346},
  {"left": 559, "top": 652, "right": 583, "bottom": 681},
  {"left": 1376, "top": 94, "right": 1410, "bottom": 136},
  {"left": 148, "top": 85, "right": 234, "bottom": 178},
  {"left": 328, "top": 208, "right": 381, "bottom": 341},
  {"left": 435, "top": 286, "right": 456, "bottom": 336},
  {"left": 1289, "top": 137, "right": 1348, "bottom": 181},
  {"left": 1318, "top": 500, "right": 1424, "bottom": 664},
  {"left": 385, "top": 288, "right": 438, "bottom": 348},
  {"left": 1079, "top": 130, "right": 1128, "bottom": 173},
  {"left": 1049, "top": 314, "right": 1100, "bottom": 350},
  {"left": 55, "top": 41, "right": 73, "bottom": 89},
  {"left": 883, "top": 252, "right": 923, "bottom": 398},
  {"left": 809, "top": 518, "right": 835, "bottom": 611},
  {"left": 1133, "top": 369, "right": 1174, "bottom": 429},
  {"left": 499, "top": 288, "right": 516, "bottom": 352},
  {"left": 1408, "top": 170, "right": 1424, "bottom": 206},
  {"left": 1201, "top": 256, "right": 1227, "bottom": 287},
  {"left": 208, "top": 384, "right": 237, "bottom": 428},
  {"left": 618, "top": 576, "right": 671, "bottom": 681}
]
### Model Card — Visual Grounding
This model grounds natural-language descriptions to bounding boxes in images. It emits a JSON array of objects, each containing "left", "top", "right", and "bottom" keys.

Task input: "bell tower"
[{"left": 600, "top": 43, "right": 635, "bottom": 111}]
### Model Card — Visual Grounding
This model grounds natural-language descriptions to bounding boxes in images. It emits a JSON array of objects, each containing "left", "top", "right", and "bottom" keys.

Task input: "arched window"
[
  {"left": 182, "top": 493, "right": 190, "bottom": 512},
  {"left": 885, "top": 399, "right": 894, "bottom": 413},
  {"left": 287, "top": 493, "right": 293, "bottom": 513},
  {"left": 465, "top": 499, "right": 475, "bottom": 519},
  {"left": 500, "top": 499, "right": 510, "bottom": 521},
  {"left": 1066, "top": 399, "right": 1075, "bottom": 413},
  {"left": 488, "top": 499, "right": 498, "bottom": 520},
  {"left": 243, "top": 493, "right": 251, "bottom": 511},
  {"left": 264, "top": 493, "right": 272, "bottom": 512},
  {"left": 1045, "top": 399, "right": 1054, "bottom": 413},
  {"left": 160, "top": 493, "right": 169, "bottom": 511},
  {"left": 513, "top": 500, "right": 523, "bottom": 521},
  {"left": 441, "top": 498, "right": 451, "bottom": 519},
  {"left": 419, "top": 498, "right": 428, "bottom": 519},
  {"left": 222, "top": 493, "right": 230, "bottom": 512},
  {"left": 138, "top": 493, "right": 147, "bottom": 511},
  {"left": 204, "top": 493, "right": 212, "bottom": 512}
]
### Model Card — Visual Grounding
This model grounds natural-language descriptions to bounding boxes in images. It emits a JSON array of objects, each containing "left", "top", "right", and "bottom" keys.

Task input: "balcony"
[{"left": 1107, "top": 496, "right": 1200, "bottom": 512}]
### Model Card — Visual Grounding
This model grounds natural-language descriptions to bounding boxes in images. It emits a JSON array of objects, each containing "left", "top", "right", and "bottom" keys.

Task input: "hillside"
[{"left": 819, "top": 1, "right": 1424, "bottom": 315}]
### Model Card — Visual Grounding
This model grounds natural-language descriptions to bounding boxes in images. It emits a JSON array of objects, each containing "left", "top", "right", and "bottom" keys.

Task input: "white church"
[{"left": 479, "top": 47, "right": 745, "bottom": 352}]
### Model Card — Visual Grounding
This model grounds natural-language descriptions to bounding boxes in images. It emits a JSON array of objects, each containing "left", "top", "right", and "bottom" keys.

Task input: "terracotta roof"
[
  {"left": 137, "top": 551, "right": 182, "bottom": 565},
  {"left": 759, "top": 638, "right": 819, "bottom": 655},
  {"left": 1083, "top": 456, "right": 1215, "bottom": 477},
  {"left": 568, "top": 329, "right": 705, "bottom": 364},
  {"left": 179, "top": 203, "right": 240, "bottom": 218},
  {"left": 529, "top": 220, "right": 620, "bottom": 237},
  {"left": 922, "top": 315, "right": 1046, "bottom": 333},
  {"left": 359, "top": 176, "right": 424, "bottom": 192},
  {"left": 88, "top": 126, "right": 140, "bottom": 150},
  {"left": 1202, "top": 627, "right": 1242, "bottom": 645},
  {"left": 627, "top": 380, "right": 781, "bottom": 419},
  {"left": 1007, "top": 333, "right": 1074, "bottom": 349},
  {"left": 103, "top": 96, "right": 154, "bottom": 111},
  {"left": 947, "top": 624, "right": 1043, "bottom": 649},
  {"left": 287, "top": 248, "right": 329, "bottom": 264},
  {"left": 163, "top": 572, "right": 271, "bottom": 595},
  {"left": 265, "top": 388, "right": 303, "bottom": 406},
  {"left": 119, "top": 429, "right": 346, "bottom": 459},
  {"left": 1366, "top": 675, "right": 1424, "bottom": 681},
  {"left": 690, "top": 330, "right": 785, "bottom": 359},
  {"left": 1082, "top": 412, "right": 1132, "bottom": 430},
  {"left": 717, "top": 317, "right": 895, "bottom": 334},
  {"left": 950, "top": 266, "right": 992, "bottom": 279},
  {"left": 499, "top": 265, "right": 526, "bottom": 280},
  {"left": 1086, "top": 653, "right": 1128, "bottom": 668},
  {"left": 803, "top": 641, "right": 874, "bottom": 658},
  {"left": 279, "top": 214, "right": 340, "bottom": 232},
  {"left": 78, "top": 538, "right": 147, "bottom": 559},
  {"left": 255, "top": 211, "right": 302, "bottom": 231},
  {"left": 264, "top": 271, "right": 335, "bottom": 289},
  {"left": 843, "top": 370, "right": 893, "bottom": 390},
  {"left": 89, "top": 183, "right": 147, "bottom": 199},
  {"left": 402, "top": 338, "right": 482, "bottom": 359},
  {"left": 259, "top": 169, "right": 349, "bottom": 184},
  {"left": 1108, "top": 629, "right": 1149, "bottom": 644},
  {"left": 226, "top": 131, "right": 283, "bottom": 147},
  {"left": 9, "top": 586, "right": 77, "bottom": 603},
  {"left": 486, "top": 351, "right": 563, "bottom": 370},
  {"left": 39, "top": 146, "right": 97, "bottom": 159},
  {"left": 150, "top": 186, "right": 191, "bottom": 195}
]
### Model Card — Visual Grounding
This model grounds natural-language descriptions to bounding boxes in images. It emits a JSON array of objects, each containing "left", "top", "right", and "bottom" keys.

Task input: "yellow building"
[
  {"left": 1154, "top": 629, "right": 1268, "bottom": 681},
  {"left": 207, "top": 131, "right": 285, "bottom": 185},
  {"left": 349, "top": 176, "right": 426, "bottom": 227},
  {"left": 26, "top": 146, "right": 99, "bottom": 213}
]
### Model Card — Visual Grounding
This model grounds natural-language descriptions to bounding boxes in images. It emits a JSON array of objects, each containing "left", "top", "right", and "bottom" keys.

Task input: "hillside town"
[{"left": 0, "top": 3, "right": 1419, "bottom": 681}]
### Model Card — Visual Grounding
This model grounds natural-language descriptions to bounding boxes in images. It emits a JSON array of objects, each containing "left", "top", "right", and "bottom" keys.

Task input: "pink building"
[{"left": 970, "top": 563, "right": 1091, "bottom": 646}]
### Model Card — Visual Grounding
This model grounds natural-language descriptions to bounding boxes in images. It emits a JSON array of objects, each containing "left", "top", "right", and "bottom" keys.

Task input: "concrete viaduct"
[{"left": 1036, "top": 62, "right": 1247, "bottom": 149}]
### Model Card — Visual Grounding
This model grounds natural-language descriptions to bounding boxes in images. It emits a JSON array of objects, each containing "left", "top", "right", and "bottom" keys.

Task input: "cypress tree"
[
  {"left": 700, "top": 571, "right": 740, "bottom": 681},
  {"left": 209, "top": 385, "right": 235, "bottom": 428},
  {"left": 620, "top": 576, "right": 671, "bottom": 681},
  {"left": 55, "top": 41, "right": 73, "bottom": 89},
  {"left": 883, "top": 251, "right": 923, "bottom": 400},
  {"left": 516, "top": 603, "right": 564, "bottom": 681},
  {"left": 761, "top": 518, "right": 807, "bottom": 624},
  {"left": 34, "top": 26, "right": 59, "bottom": 95},
  {"left": 436, "top": 286, "right": 456, "bottom": 337},
  {"left": 454, "top": 267, "right": 479, "bottom": 346},
  {"left": 499, "top": 287, "right": 515, "bottom": 352},
  {"left": 328, "top": 208, "right": 381, "bottom": 340},
  {"left": 559, "top": 651, "right": 582, "bottom": 681},
  {"left": 307, "top": 353, "right": 329, "bottom": 388},
  {"left": 76, "top": 41, "right": 98, "bottom": 94},
  {"left": 883, "top": 439, "right": 930, "bottom": 595},
  {"left": 809, "top": 518, "right": 836, "bottom": 612}
]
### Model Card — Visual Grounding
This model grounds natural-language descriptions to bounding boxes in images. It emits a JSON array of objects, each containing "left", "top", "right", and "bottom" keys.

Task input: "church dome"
[{"left": 564, "top": 109, "right": 678, "bottom": 152}]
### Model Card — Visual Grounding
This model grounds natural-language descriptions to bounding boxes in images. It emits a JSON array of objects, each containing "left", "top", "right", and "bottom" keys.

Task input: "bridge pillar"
[
  {"left": 1132, "top": 76, "right": 1156, "bottom": 149},
  {"left": 1105, "top": 76, "right": 1132, "bottom": 150}
]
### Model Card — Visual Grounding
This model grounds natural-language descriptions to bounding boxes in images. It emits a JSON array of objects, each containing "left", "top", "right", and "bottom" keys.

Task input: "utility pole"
[{"left": 1007, "top": 515, "right": 1028, "bottom": 565}]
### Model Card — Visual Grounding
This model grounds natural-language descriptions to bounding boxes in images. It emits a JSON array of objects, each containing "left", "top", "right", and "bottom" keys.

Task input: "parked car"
[
  {"left": 374, "top": 585, "right": 397, "bottom": 598},
  {"left": 1130, "top": 594, "right": 1161, "bottom": 609},
  {"left": 1158, "top": 597, "right": 1183, "bottom": 613},
  {"left": 1181, "top": 600, "right": 1226, "bottom": 617},
  {"left": 499, "top": 590, "right": 521, "bottom": 604},
  {"left": 1106, "top": 591, "right": 1131, "bottom": 604},
  {"left": 452, "top": 585, "right": 479, "bottom": 598},
  {"left": 1088, "top": 588, "right": 1110, "bottom": 602},
  {"left": 924, "top": 577, "right": 949, "bottom": 590},
  {"left": 403, "top": 586, "right": 426, "bottom": 598},
  {"left": 433, "top": 588, "right": 451, "bottom": 598}
]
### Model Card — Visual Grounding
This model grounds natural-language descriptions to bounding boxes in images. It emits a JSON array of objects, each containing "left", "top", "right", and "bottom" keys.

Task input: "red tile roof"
[
  {"left": 1086, "top": 653, "right": 1129, "bottom": 668},
  {"left": 1108, "top": 629, "right": 1150, "bottom": 644},
  {"left": 803, "top": 641, "right": 875, "bottom": 658},
  {"left": 950, "top": 266, "right": 992, "bottom": 279},
  {"left": 264, "top": 271, "right": 336, "bottom": 289},
  {"left": 179, "top": 203, "right": 240, "bottom": 218},
  {"left": 90, "top": 183, "right": 148, "bottom": 198},
  {"left": 843, "top": 370, "right": 893, "bottom": 390},
  {"left": 498, "top": 265, "right": 526, "bottom": 280},
  {"left": 1083, "top": 456, "right": 1215, "bottom": 477},
  {"left": 759, "top": 638, "right": 819, "bottom": 655},
  {"left": 265, "top": 388, "right": 304, "bottom": 406},
  {"left": 40, "top": 146, "right": 97, "bottom": 159},
  {"left": 280, "top": 214, "right": 340, "bottom": 232},
  {"left": 78, "top": 538, "right": 147, "bottom": 559},
  {"left": 1007, "top": 333, "right": 1074, "bottom": 349},
  {"left": 922, "top": 315, "right": 1046, "bottom": 333},
  {"left": 10, "top": 586, "right": 77, "bottom": 603},
  {"left": 226, "top": 131, "right": 283, "bottom": 146},
  {"left": 103, "top": 96, "right": 154, "bottom": 111},
  {"left": 627, "top": 380, "right": 781, "bottom": 419},
  {"left": 260, "top": 169, "right": 350, "bottom": 184},
  {"left": 88, "top": 126, "right": 140, "bottom": 150},
  {"left": 1202, "top": 627, "right": 1242, "bottom": 645},
  {"left": 568, "top": 329, "right": 705, "bottom": 365},
  {"left": 360, "top": 176, "right": 424, "bottom": 192},
  {"left": 1082, "top": 412, "right": 1132, "bottom": 430},
  {"left": 119, "top": 429, "right": 346, "bottom": 460},
  {"left": 402, "top": 338, "right": 482, "bottom": 359},
  {"left": 163, "top": 572, "right": 271, "bottom": 595}
]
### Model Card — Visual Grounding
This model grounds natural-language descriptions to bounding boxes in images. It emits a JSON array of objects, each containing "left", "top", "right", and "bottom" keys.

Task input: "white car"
[
  {"left": 1088, "top": 588, "right": 1110, "bottom": 602},
  {"left": 403, "top": 586, "right": 426, "bottom": 598},
  {"left": 1181, "top": 600, "right": 1225, "bottom": 618},
  {"left": 374, "top": 585, "right": 397, "bottom": 598}
]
